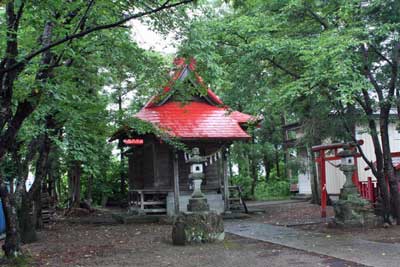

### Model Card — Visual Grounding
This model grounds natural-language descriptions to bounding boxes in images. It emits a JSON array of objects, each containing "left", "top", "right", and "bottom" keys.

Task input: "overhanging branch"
[
  {"left": 0, "top": 0, "right": 193, "bottom": 75},
  {"left": 264, "top": 56, "right": 300, "bottom": 80}
]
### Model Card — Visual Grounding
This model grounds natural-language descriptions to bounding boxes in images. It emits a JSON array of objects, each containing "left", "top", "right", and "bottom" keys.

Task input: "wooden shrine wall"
[{"left": 128, "top": 139, "right": 226, "bottom": 191}]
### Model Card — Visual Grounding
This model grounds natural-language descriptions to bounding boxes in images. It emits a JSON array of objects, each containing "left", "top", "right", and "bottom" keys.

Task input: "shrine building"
[{"left": 110, "top": 58, "right": 258, "bottom": 216}]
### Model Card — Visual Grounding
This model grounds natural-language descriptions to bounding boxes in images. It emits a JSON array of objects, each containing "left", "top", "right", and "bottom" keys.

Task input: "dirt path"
[
  {"left": 226, "top": 221, "right": 400, "bottom": 267},
  {"left": 246, "top": 201, "right": 400, "bottom": 244},
  {"left": 15, "top": 220, "right": 364, "bottom": 267},
  {"left": 2, "top": 201, "right": 397, "bottom": 266}
]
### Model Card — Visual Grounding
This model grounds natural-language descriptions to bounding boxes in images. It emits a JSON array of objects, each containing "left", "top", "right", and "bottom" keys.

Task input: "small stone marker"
[
  {"left": 172, "top": 212, "right": 224, "bottom": 245},
  {"left": 332, "top": 143, "right": 381, "bottom": 227},
  {"left": 172, "top": 147, "right": 225, "bottom": 245}
]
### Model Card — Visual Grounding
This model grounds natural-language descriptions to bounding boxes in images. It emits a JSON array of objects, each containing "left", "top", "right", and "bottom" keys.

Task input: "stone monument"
[
  {"left": 332, "top": 143, "right": 381, "bottom": 227},
  {"left": 172, "top": 147, "right": 224, "bottom": 245}
]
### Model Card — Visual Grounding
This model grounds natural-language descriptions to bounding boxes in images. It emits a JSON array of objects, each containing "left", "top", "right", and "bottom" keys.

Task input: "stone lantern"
[
  {"left": 186, "top": 147, "right": 209, "bottom": 212},
  {"left": 337, "top": 144, "right": 358, "bottom": 199},
  {"left": 172, "top": 147, "right": 224, "bottom": 245},
  {"left": 332, "top": 143, "right": 380, "bottom": 227}
]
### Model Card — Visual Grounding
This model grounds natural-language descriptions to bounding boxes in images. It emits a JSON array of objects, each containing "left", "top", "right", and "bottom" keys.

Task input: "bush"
[
  {"left": 255, "top": 179, "right": 290, "bottom": 200},
  {"left": 231, "top": 175, "right": 253, "bottom": 199},
  {"left": 231, "top": 174, "right": 290, "bottom": 200}
]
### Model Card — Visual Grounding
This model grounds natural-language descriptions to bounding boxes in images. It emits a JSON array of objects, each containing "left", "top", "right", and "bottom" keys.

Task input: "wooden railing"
[
  {"left": 358, "top": 177, "right": 400, "bottom": 203},
  {"left": 358, "top": 177, "right": 377, "bottom": 203}
]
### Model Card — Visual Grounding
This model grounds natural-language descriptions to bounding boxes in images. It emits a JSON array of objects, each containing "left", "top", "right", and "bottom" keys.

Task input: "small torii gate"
[
  {"left": 313, "top": 142, "right": 400, "bottom": 218},
  {"left": 312, "top": 141, "right": 364, "bottom": 218}
]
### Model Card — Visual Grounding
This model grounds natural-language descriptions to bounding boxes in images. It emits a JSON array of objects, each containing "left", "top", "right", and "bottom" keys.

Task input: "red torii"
[{"left": 312, "top": 140, "right": 364, "bottom": 218}]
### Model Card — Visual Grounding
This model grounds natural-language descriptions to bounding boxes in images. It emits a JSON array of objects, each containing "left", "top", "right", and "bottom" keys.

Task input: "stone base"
[
  {"left": 127, "top": 206, "right": 145, "bottom": 216},
  {"left": 166, "top": 192, "right": 224, "bottom": 216},
  {"left": 333, "top": 194, "right": 382, "bottom": 228},
  {"left": 187, "top": 197, "right": 209, "bottom": 212},
  {"left": 339, "top": 185, "right": 359, "bottom": 201},
  {"left": 172, "top": 212, "right": 224, "bottom": 245},
  {"left": 112, "top": 213, "right": 161, "bottom": 224}
]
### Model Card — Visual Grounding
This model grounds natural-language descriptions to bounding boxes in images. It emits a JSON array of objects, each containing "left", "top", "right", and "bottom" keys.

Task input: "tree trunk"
[
  {"left": 274, "top": 145, "right": 280, "bottom": 178},
  {"left": 309, "top": 146, "right": 321, "bottom": 204},
  {"left": 263, "top": 155, "right": 271, "bottom": 182},
  {"left": 380, "top": 109, "right": 400, "bottom": 224},
  {"left": 18, "top": 192, "right": 37, "bottom": 244},
  {"left": 28, "top": 118, "right": 54, "bottom": 230},
  {"left": 228, "top": 152, "right": 234, "bottom": 179},
  {"left": 68, "top": 161, "right": 82, "bottom": 208},
  {"left": 249, "top": 136, "right": 258, "bottom": 198},
  {"left": 34, "top": 188, "right": 43, "bottom": 229},
  {"left": 367, "top": 115, "right": 391, "bottom": 221},
  {"left": 281, "top": 114, "right": 291, "bottom": 179},
  {"left": 119, "top": 142, "right": 126, "bottom": 197},
  {"left": 250, "top": 158, "right": 258, "bottom": 198},
  {"left": 118, "top": 91, "right": 126, "bottom": 197},
  {"left": 0, "top": 182, "right": 21, "bottom": 257},
  {"left": 87, "top": 174, "right": 93, "bottom": 204},
  {"left": 9, "top": 138, "right": 40, "bottom": 244}
]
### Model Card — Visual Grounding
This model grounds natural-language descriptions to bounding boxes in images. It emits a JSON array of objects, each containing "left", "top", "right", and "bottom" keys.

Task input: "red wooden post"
[
  {"left": 352, "top": 155, "right": 360, "bottom": 191},
  {"left": 362, "top": 183, "right": 366, "bottom": 198},
  {"left": 367, "top": 177, "right": 373, "bottom": 202},
  {"left": 360, "top": 183, "right": 364, "bottom": 198},
  {"left": 320, "top": 150, "right": 327, "bottom": 218}
]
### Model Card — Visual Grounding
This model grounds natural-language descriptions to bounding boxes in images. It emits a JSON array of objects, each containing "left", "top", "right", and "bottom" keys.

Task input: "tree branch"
[
  {"left": 14, "top": 0, "right": 25, "bottom": 31},
  {"left": 0, "top": 0, "right": 193, "bottom": 75},
  {"left": 53, "top": 0, "right": 96, "bottom": 66},
  {"left": 388, "top": 41, "right": 400, "bottom": 98},
  {"left": 264, "top": 56, "right": 301, "bottom": 80},
  {"left": 305, "top": 7, "right": 329, "bottom": 30},
  {"left": 361, "top": 44, "right": 383, "bottom": 101},
  {"left": 370, "top": 44, "right": 393, "bottom": 67}
]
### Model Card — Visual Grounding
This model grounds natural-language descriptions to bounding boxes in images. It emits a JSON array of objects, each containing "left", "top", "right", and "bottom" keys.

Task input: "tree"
[
  {"left": 177, "top": 5, "right": 292, "bottom": 199},
  {"left": 237, "top": 0, "right": 400, "bottom": 222},
  {"left": 0, "top": 0, "right": 193, "bottom": 257},
  {"left": 180, "top": 0, "right": 400, "bottom": 222}
]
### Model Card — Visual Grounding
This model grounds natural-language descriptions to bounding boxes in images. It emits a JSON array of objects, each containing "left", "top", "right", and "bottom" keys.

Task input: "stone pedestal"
[
  {"left": 187, "top": 197, "right": 209, "bottom": 212},
  {"left": 332, "top": 179, "right": 381, "bottom": 227},
  {"left": 172, "top": 212, "right": 225, "bottom": 245},
  {"left": 187, "top": 176, "right": 210, "bottom": 212},
  {"left": 333, "top": 194, "right": 381, "bottom": 228}
]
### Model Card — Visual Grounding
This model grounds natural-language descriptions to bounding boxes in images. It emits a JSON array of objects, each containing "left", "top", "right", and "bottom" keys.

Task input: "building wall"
[
  {"left": 297, "top": 122, "right": 400, "bottom": 195},
  {"left": 313, "top": 122, "right": 399, "bottom": 195},
  {"left": 128, "top": 139, "right": 225, "bottom": 191},
  {"left": 297, "top": 148, "right": 312, "bottom": 195},
  {"left": 355, "top": 122, "right": 400, "bottom": 182},
  {"left": 324, "top": 159, "right": 346, "bottom": 195}
]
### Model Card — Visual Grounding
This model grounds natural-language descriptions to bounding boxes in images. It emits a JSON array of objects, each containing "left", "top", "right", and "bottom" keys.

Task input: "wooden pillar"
[
  {"left": 127, "top": 155, "right": 135, "bottom": 208},
  {"left": 173, "top": 151, "right": 180, "bottom": 214},
  {"left": 140, "top": 190, "right": 144, "bottom": 211},
  {"left": 320, "top": 150, "right": 327, "bottom": 218},
  {"left": 352, "top": 155, "right": 360, "bottom": 191},
  {"left": 223, "top": 149, "right": 230, "bottom": 212}
]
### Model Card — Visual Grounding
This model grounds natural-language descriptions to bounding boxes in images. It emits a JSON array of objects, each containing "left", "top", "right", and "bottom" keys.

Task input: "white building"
[{"left": 285, "top": 118, "right": 400, "bottom": 196}]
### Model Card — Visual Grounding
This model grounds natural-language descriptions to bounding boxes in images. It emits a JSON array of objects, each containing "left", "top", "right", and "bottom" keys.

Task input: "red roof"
[
  {"left": 132, "top": 58, "right": 257, "bottom": 140},
  {"left": 229, "top": 111, "right": 256, "bottom": 124},
  {"left": 135, "top": 101, "right": 252, "bottom": 140}
]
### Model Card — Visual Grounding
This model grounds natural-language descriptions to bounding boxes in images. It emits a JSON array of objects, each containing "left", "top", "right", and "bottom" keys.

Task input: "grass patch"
[
  {"left": 255, "top": 195, "right": 291, "bottom": 201},
  {"left": 0, "top": 255, "right": 32, "bottom": 267}
]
